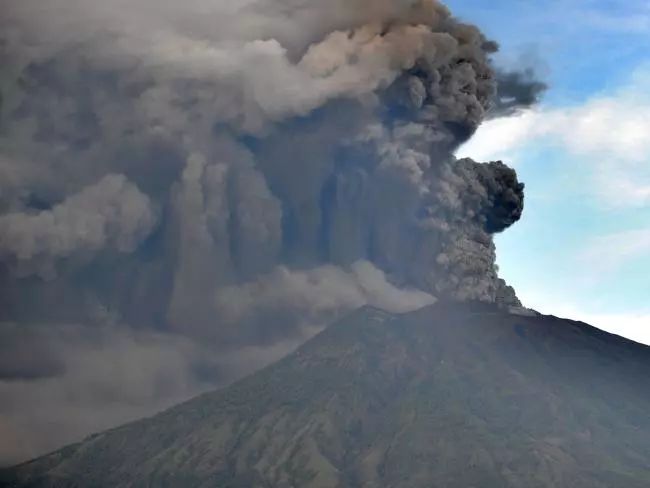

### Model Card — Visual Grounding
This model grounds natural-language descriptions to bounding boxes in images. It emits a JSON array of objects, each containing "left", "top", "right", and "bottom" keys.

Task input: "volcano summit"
[
  {"left": 2, "top": 0, "right": 646, "bottom": 483},
  {"left": 3, "top": 303, "right": 650, "bottom": 487}
]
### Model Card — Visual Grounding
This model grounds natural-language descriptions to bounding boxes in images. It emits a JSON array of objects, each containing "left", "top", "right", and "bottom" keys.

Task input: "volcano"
[{"left": 2, "top": 302, "right": 650, "bottom": 487}]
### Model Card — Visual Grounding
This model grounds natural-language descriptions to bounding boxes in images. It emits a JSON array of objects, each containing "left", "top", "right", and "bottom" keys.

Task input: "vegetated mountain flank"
[{"left": 3, "top": 302, "right": 650, "bottom": 488}]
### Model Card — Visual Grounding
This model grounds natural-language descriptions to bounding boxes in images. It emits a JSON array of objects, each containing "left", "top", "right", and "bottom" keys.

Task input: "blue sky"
[{"left": 448, "top": 0, "right": 650, "bottom": 343}]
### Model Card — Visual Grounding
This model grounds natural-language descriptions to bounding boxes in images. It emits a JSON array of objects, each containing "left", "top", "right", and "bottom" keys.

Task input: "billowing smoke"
[
  {"left": 0, "top": 0, "right": 534, "bottom": 464},
  {"left": 0, "top": 174, "right": 157, "bottom": 279},
  {"left": 492, "top": 68, "right": 548, "bottom": 116}
]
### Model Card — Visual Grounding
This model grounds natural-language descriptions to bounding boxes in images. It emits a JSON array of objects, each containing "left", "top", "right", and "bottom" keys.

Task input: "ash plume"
[
  {"left": 492, "top": 68, "right": 548, "bottom": 116},
  {"left": 0, "top": 0, "right": 534, "bottom": 465},
  {"left": 0, "top": 174, "right": 157, "bottom": 279}
]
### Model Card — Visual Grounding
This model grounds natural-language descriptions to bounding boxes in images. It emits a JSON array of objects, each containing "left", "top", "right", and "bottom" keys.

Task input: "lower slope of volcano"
[{"left": 3, "top": 302, "right": 650, "bottom": 487}]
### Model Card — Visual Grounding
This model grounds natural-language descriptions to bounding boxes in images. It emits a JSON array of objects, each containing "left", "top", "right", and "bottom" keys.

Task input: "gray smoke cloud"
[
  {"left": 492, "top": 68, "right": 548, "bottom": 117},
  {"left": 0, "top": 0, "right": 536, "bottom": 465},
  {"left": 0, "top": 174, "right": 157, "bottom": 279},
  {"left": 214, "top": 261, "right": 437, "bottom": 345}
]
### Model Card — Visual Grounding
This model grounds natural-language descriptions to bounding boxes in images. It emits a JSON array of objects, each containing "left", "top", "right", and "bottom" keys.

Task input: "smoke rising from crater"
[{"left": 0, "top": 0, "right": 534, "bottom": 464}]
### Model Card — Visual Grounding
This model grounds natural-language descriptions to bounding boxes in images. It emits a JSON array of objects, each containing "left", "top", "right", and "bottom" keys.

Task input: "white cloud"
[
  {"left": 549, "top": 306, "right": 650, "bottom": 346},
  {"left": 580, "top": 6, "right": 650, "bottom": 34},
  {"left": 579, "top": 228, "right": 650, "bottom": 274},
  {"left": 587, "top": 312, "right": 650, "bottom": 346},
  {"left": 516, "top": 292, "right": 650, "bottom": 347},
  {"left": 457, "top": 66, "right": 650, "bottom": 208},
  {"left": 456, "top": 111, "right": 539, "bottom": 163}
]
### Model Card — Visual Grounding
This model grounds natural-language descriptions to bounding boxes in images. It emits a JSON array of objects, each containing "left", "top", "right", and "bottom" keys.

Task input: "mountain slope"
[{"left": 3, "top": 302, "right": 650, "bottom": 487}]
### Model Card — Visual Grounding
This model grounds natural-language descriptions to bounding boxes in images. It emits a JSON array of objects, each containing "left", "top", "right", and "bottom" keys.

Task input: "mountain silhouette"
[{"left": 2, "top": 302, "right": 650, "bottom": 487}]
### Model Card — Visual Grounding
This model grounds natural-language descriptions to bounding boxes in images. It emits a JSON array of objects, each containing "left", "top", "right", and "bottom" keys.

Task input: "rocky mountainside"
[{"left": 3, "top": 302, "right": 650, "bottom": 487}]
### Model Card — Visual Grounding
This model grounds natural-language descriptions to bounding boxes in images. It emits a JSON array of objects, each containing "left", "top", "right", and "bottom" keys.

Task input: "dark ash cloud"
[
  {"left": 491, "top": 68, "right": 548, "bottom": 116},
  {"left": 0, "top": 0, "right": 533, "bottom": 465}
]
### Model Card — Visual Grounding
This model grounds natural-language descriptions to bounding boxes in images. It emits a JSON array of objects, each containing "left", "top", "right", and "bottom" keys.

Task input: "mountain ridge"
[{"left": 2, "top": 301, "right": 650, "bottom": 487}]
